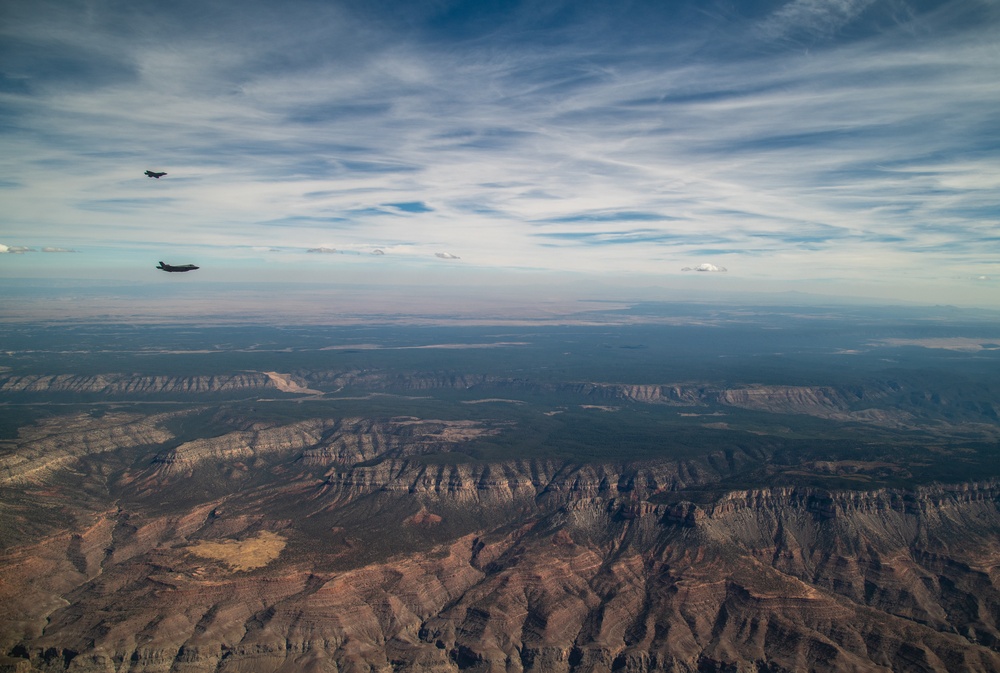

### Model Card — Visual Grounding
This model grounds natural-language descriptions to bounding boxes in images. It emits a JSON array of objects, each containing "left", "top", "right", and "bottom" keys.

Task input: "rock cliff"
[
  {"left": 3, "top": 458, "right": 999, "bottom": 672},
  {"left": 151, "top": 417, "right": 499, "bottom": 476},
  {"left": 0, "top": 412, "right": 175, "bottom": 485},
  {"left": 2, "top": 365, "right": 999, "bottom": 671},
  {"left": 2, "top": 369, "right": 964, "bottom": 432},
  {"left": 0, "top": 373, "right": 276, "bottom": 395}
]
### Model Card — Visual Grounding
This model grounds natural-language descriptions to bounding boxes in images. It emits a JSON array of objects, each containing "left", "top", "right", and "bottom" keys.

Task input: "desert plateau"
[{"left": 1, "top": 305, "right": 999, "bottom": 672}]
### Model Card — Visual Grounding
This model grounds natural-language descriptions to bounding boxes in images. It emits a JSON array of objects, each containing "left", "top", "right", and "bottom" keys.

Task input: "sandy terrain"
[
  {"left": 262, "top": 371, "right": 324, "bottom": 395},
  {"left": 186, "top": 531, "right": 287, "bottom": 572}
]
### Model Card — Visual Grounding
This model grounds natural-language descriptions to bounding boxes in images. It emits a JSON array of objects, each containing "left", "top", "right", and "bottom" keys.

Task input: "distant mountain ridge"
[
  {"left": 0, "top": 372, "right": 274, "bottom": 394},
  {"left": 4, "top": 369, "right": 998, "bottom": 436}
]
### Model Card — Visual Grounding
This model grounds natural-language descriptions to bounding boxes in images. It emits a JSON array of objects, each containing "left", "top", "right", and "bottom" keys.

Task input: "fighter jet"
[
  {"left": 145, "top": 170, "right": 167, "bottom": 179},
  {"left": 157, "top": 261, "right": 199, "bottom": 273}
]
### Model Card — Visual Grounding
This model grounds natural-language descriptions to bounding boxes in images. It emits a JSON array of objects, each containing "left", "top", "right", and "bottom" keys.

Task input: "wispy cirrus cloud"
[
  {"left": 535, "top": 229, "right": 685, "bottom": 246},
  {"left": 1, "top": 0, "right": 998, "bottom": 305},
  {"left": 756, "top": 0, "right": 879, "bottom": 41}
]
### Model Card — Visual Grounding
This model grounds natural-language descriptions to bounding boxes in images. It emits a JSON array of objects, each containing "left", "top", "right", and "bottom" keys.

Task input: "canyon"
[
  {"left": 1, "top": 398, "right": 999, "bottom": 672},
  {"left": 1, "top": 317, "right": 999, "bottom": 671}
]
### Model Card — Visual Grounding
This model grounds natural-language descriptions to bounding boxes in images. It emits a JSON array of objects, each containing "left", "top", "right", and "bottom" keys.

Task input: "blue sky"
[{"left": 1, "top": 0, "right": 998, "bottom": 309}]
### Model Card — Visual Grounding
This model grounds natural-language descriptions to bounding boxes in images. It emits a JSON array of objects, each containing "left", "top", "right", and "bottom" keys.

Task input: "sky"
[{"left": 1, "top": 0, "right": 999, "bottom": 312}]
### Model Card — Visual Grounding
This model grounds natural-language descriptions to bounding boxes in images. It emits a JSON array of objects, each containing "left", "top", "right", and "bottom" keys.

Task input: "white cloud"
[
  {"left": 1, "top": 1, "right": 999, "bottom": 305},
  {"left": 682, "top": 263, "right": 727, "bottom": 272},
  {"left": 435, "top": 252, "right": 460, "bottom": 260},
  {"left": 0, "top": 244, "right": 34, "bottom": 254}
]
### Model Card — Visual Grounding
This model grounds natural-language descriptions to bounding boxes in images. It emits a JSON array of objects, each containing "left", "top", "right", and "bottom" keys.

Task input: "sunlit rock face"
[
  {"left": 2, "top": 407, "right": 999, "bottom": 673},
  {"left": 2, "top": 323, "right": 1000, "bottom": 673},
  {"left": 0, "top": 373, "right": 276, "bottom": 395}
]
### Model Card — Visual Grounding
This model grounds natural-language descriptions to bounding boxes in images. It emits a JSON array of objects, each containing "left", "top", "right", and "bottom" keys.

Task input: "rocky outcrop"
[
  {"left": 714, "top": 385, "right": 860, "bottom": 413},
  {"left": 711, "top": 384, "right": 920, "bottom": 426},
  {"left": 6, "top": 481, "right": 1000, "bottom": 672},
  {"left": 313, "top": 457, "right": 731, "bottom": 509},
  {"left": 154, "top": 418, "right": 336, "bottom": 472},
  {"left": 152, "top": 417, "right": 500, "bottom": 474},
  {"left": 0, "top": 373, "right": 275, "bottom": 395},
  {"left": 0, "top": 413, "right": 175, "bottom": 484},
  {"left": 298, "top": 372, "right": 928, "bottom": 427},
  {"left": 1, "top": 365, "right": 998, "bottom": 671},
  {"left": 1, "top": 369, "right": 987, "bottom": 431}
]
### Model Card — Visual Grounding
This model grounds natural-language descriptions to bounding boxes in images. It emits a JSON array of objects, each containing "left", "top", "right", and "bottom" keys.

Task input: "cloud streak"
[{"left": 1, "top": 0, "right": 998, "bottom": 305}]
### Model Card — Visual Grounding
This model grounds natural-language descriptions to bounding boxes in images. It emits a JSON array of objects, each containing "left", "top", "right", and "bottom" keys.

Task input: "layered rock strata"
[
  {"left": 0, "top": 413, "right": 175, "bottom": 484},
  {"left": 3, "top": 472, "right": 999, "bottom": 672},
  {"left": 0, "top": 373, "right": 276, "bottom": 395},
  {"left": 2, "top": 370, "right": 958, "bottom": 432},
  {"left": 150, "top": 417, "right": 500, "bottom": 475}
]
